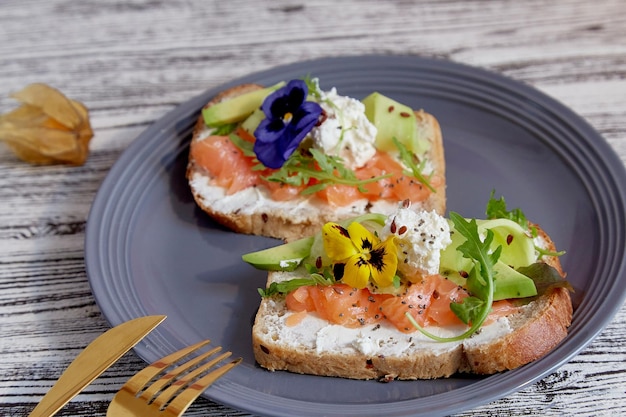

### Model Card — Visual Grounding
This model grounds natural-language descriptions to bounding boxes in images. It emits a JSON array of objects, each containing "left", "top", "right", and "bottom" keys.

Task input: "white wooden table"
[{"left": 1, "top": 0, "right": 625, "bottom": 416}]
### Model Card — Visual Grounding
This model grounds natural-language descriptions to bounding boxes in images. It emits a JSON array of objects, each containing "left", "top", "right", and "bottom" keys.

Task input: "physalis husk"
[{"left": 0, "top": 83, "right": 94, "bottom": 165}]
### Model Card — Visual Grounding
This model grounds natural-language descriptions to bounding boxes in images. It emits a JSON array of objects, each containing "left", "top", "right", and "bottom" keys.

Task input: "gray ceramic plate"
[{"left": 85, "top": 55, "right": 626, "bottom": 417}]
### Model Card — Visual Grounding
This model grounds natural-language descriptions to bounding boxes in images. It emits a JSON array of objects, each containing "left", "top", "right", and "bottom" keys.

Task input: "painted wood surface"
[{"left": 1, "top": 0, "right": 625, "bottom": 416}]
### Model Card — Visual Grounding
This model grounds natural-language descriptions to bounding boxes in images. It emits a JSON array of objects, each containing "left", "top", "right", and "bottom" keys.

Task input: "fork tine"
[
  {"left": 125, "top": 340, "right": 211, "bottom": 396},
  {"left": 162, "top": 357, "right": 242, "bottom": 417},
  {"left": 140, "top": 345, "right": 223, "bottom": 401},
  {"left": 149, "top": 350, "right": 232, "bottom": 409}
]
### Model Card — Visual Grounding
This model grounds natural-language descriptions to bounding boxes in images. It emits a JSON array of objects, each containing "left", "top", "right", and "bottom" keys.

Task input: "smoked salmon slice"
[
  {"left": 283, "top": 274, "right": 516, "bottom": 332},
  {"left": 191, "top": 132, "right": 436, "bottom": 206}
]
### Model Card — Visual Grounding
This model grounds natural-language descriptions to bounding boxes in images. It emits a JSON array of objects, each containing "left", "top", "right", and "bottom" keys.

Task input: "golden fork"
[{"left": 106, "top": 340, "right": 241, "bottom": 417}]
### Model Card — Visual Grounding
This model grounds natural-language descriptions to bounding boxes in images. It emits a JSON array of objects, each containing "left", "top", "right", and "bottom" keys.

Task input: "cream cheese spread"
[{"left": 272, "top": 309, "right": 511, "bottom": 357}]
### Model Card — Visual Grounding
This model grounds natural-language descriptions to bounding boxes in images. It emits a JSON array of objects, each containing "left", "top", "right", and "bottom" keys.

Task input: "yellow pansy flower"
[{"left": 322, "top": 221, "right": 398, "bottom": 289}]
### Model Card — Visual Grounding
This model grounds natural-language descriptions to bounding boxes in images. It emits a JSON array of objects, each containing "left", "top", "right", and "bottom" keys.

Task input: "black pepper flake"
[{"left": 358, "top": 318, "right": 366, "bottom": 325}]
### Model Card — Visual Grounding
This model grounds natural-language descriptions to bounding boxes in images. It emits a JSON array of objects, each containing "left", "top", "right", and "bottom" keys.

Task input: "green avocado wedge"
[
  {"left": 361, "top": 92, "right": 429, "bottom": 155},
  {"left": 242, "top": 236, "right": 314, "bottom": 271},
  {"left": 202, "top": 82, "right": 285, "bottom": 127}
]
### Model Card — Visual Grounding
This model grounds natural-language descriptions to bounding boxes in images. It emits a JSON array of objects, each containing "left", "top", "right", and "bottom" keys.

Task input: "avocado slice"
[
  {"left": 240, "top": 107, "right": 266, "bottom": 136},
  {"left": 202, "top": 82, "right": 285, "bottom": 127},
  {"left": 467, "top": 261, "right": 538, "bottom": 301},
  {"left": 242, "top": 236, "right": 314, "bottom": 271},
  {"left": 361, "top": 92, "right": 429, "bottom": 155},
  {"left": 476, "top": 218, "right": 535, "bottom": 268}
]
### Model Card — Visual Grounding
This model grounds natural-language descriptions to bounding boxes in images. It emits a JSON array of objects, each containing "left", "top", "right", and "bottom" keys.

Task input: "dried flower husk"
[{"left": 0, "top": 83, "right": 94, "bottom": 165}]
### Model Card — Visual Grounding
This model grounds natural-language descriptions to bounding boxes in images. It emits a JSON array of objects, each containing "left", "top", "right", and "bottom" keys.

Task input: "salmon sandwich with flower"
[
  {"left": 243, "top": 194, "right": 573, "bottom": 380},
  {"left": 186, "top": 78, "right": 445, "bottom": 241}
]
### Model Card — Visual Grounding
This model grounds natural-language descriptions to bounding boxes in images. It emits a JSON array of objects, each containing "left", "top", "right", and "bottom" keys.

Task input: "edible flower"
[
  {"left": 322, "top": 221, "right": 398, "bottom": 289},
  {"left": 253, "top": 79, "right": 323, "bottom": 169}
]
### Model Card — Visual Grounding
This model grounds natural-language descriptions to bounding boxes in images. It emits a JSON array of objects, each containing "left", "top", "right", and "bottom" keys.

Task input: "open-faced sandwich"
[
  {"left": 187, "top": 78, "right": 445, "bottom": 241},
  {"left": 243, "top": 193, "right": 573, "bottom": 380}
]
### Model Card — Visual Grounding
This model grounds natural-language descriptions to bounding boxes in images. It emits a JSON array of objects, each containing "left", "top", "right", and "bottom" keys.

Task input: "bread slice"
[
  {"left": 186, "top": 84, "right": 446, "bottom": 241},
  {"left": 251, "top": 225, "right": 572, "bottom": 380}
]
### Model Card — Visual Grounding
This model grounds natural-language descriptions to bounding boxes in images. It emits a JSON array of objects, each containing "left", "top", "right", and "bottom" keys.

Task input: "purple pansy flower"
[{"left": 253, "top": 79, "right": 323, "bottom": 169}]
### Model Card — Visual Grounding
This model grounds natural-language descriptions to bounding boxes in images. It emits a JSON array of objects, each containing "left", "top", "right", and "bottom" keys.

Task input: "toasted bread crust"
[
  {"left": 252, "top": 225, "right": 572, "bottom": 379},
  {"left": 187, "top": 84, "right": 446, "bottom": 241},
  {"left": 460, "top": 287, "right": 572, "bottom": 374}
]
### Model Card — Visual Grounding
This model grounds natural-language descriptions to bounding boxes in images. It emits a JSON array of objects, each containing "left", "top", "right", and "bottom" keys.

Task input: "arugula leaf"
[
  {"left": 392, "top": 137, "right": 435, "bottom": 192},
  {"left": 517, "top": 262, "right": 574, "bottom": 295},
  {"left": 263, "top": 148, "right": 390, "bottom": 194},
  {"left": 535, "top": 245, "right": 566, "bottom": 259},
  {"left": 228, "top": 133, "right": 256, "bottom": 158},
  {"left": 258, "top": 272, "right": 335, "bottom": 297},
  {"left": 485, "top": 190, "right": 529, "bottom": 230},
  {"left": 407, "top": 212, "right": 501, "bottom": 342},
  {"left": 303, "top": 75, "right": 323, "bottom": 100},
  {"left": 449, "top": 296, "right": 486, "bottom": 325},
  {"left": 212, "top": 122, "right": 238, "bottom": 136}
]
